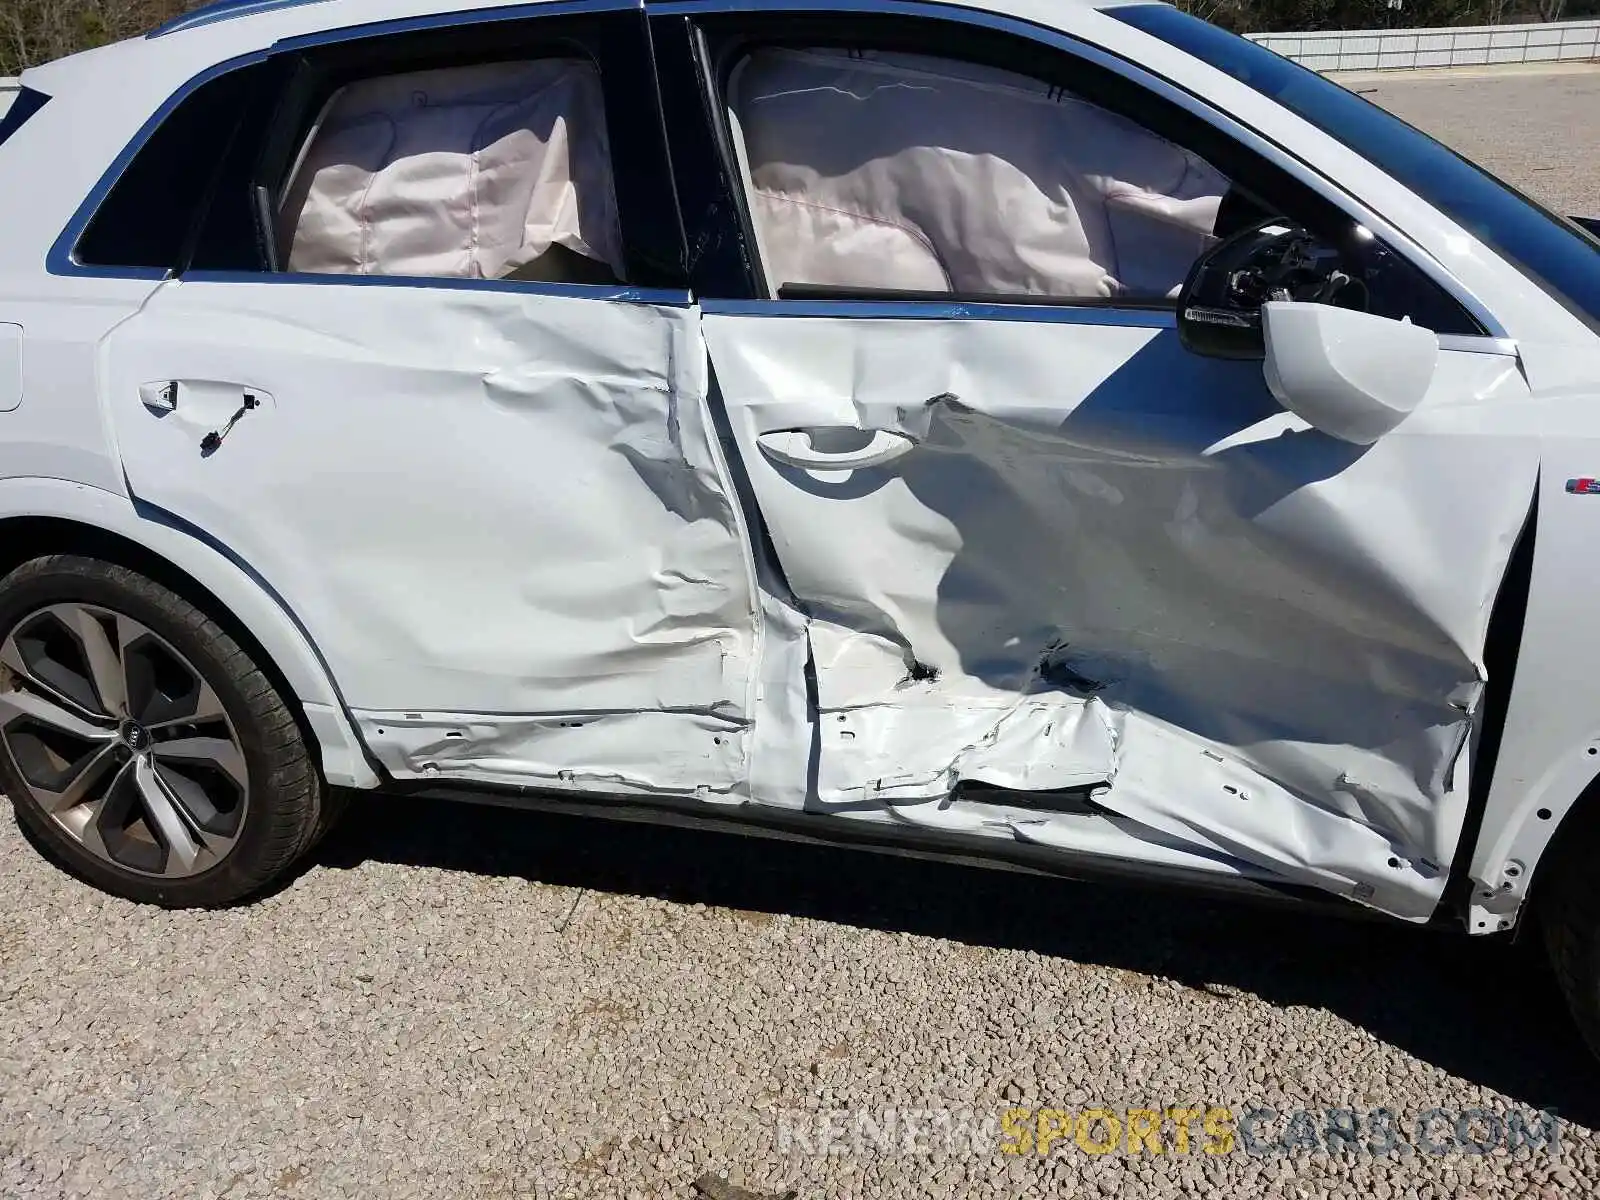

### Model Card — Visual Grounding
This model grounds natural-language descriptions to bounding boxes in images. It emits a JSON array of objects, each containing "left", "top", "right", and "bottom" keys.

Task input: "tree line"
[{"left": 4, "top": 0, "right": 1598, "bottom": 77}]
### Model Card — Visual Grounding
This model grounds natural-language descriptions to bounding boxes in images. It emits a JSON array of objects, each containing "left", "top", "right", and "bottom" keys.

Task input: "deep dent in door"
[
  {"left": 707, "top": 314, "right": 1537, "bottom": 921},
  {"left": 106, "top": 282, "right": 763, "bottom": 799}
]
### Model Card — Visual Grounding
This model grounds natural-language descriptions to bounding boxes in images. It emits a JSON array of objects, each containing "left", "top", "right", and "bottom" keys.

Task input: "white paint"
[
  {"left": 1465, "top": 341, "right": 1600, "bottom": 932},
  {"left": 104, "top": 279, "right": 762, "bottom": 796},
  {"left": 0, "top": 325, "right": 19, "bottom": 412},
  {"left": 1262, "top": 302, "right": 1439, "bottom": 445}
]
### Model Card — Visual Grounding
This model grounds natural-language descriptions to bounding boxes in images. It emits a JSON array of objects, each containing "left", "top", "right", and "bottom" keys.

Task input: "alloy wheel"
[{"left": 0, "top": 603, "right": 248, "bottom": 877}]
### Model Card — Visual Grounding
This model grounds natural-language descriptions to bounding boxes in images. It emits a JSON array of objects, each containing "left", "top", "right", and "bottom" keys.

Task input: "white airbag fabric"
[
  {"left": 280, "top": 60, "right": 623, "bottom": 280},
  {"left": 731, "top": 48, "right": 1228, "bottom": 298}
]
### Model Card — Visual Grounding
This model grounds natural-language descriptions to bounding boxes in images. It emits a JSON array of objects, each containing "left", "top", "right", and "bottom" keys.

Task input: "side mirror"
[
  {"left": 1177, "top": 219, "right": 1368, "bottom": 360},
  {"left": 1262, "top": 302, "right": 1437, "bottom": 445}
]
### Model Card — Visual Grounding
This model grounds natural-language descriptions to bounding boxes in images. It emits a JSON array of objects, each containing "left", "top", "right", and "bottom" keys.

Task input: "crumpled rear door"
[{"left": 105, "top": 279, "right": 761, "bottom": 798}]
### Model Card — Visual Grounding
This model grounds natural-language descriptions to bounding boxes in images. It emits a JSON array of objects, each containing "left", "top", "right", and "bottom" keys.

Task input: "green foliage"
[{"left": 1, "top": 0, "right": 191, "bottom": 76}]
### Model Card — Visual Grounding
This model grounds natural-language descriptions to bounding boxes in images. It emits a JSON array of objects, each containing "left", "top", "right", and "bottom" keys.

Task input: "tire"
[
  {"left": 1540, "top": 815, "right": 1600, "bottom": 1058},
  {"left": 307, "top": 785, "right": 352, "bottom": 853},
  {"left": 0, "top": 554, "right": 322, "bottom": 906}
]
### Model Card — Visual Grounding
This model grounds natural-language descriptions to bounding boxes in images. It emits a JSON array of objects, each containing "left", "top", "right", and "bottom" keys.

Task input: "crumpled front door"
[{"left": 705, "top": 305, "right": 1535, "bottom": 920}]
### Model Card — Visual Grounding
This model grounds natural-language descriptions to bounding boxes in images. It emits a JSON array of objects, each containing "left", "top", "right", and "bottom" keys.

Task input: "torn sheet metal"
[
  {"left": 355, "top": 709, "right": 748, "bottom": 796},
  {"left": 705, "top": 311, "right": 1536, "bottom": 918},
  {"left": 105, "top": 281, "right": 761, "bottom": 795},
  {"left": 815, "top": 688, "right": 1117, "bottom": 802}
]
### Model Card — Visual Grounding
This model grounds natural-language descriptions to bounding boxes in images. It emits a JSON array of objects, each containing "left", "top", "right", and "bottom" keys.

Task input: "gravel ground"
[{"left": 4, "top": 64, "right": 1600, "bottom": 1200}]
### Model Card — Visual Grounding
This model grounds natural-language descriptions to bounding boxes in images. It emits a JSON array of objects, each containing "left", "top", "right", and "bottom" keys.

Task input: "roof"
[
  {"left": 149, "top": 0, "right": 1138, "bottom": 40},
  {"left": 152, "top": 0, "right": 343, "bottom": 37}
]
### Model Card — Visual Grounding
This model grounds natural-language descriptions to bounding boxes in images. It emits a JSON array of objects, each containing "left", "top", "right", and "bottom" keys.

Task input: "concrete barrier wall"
[{"left": 1248, "top": 18, "right": 1600, "bottom": 71}]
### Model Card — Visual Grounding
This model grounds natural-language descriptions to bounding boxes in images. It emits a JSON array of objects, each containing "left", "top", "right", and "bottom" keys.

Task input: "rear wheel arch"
[
  {"left": 1527, "top": 772, "right": 1600, "bottom": 910},
  {"left": 0, "top": 490, "right": 378, "bottom": 789},
  {"left": 1528, "top": 772, "right": 1600, "bottom": 1058}
]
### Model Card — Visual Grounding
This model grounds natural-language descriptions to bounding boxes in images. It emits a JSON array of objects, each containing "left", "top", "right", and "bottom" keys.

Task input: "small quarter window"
[
  {"left": 74, "top": 64, "right": 272, "bottom": 272},
  {"left": 726, "top": 47, "right": 1232, "bottom": 302},
  {"left": 278, "top": 59, "right": 624, "bottom": 283}
]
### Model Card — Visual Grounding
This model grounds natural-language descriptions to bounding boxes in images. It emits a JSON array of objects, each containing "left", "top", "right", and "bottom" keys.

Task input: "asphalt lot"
[
  {"left": 1345, "top": 63, "right": 1600, "bottom": 217},
  {"left": 3, "top": 64, "right": 1600, "bottom": 1200}
]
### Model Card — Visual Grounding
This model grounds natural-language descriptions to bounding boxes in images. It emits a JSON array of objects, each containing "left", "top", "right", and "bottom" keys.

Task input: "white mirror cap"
[{"left": 1262, "top": 302, "right": 1438, "bottom": 445}]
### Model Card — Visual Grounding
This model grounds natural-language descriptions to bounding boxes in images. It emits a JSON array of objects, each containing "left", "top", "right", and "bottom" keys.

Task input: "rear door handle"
[
  {"left": 138, "top": 381, "right": 179, "bottom": 414},
  {"left": 137, "top": 379, "right": 272, "bottom": 455},
  {"left": 756, "top": 428, "right": 917, "bottom": 471},
  {"left": 200, "top": 392, "right": 262, "bottom": 456}
]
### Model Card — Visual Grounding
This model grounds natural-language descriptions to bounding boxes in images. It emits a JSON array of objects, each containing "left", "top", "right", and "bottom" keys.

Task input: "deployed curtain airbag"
[
  {"left": 279, "top": 59, "right": 624, "bottom": 281},
  {"left": 730, "top": 48, "right": 1229, "bottom": 299}
]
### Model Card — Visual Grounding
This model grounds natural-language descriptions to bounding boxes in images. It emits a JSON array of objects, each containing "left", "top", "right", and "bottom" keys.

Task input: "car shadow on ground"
[{"left": 315, "top": 791, "right": 1598, "bottom": 1127}]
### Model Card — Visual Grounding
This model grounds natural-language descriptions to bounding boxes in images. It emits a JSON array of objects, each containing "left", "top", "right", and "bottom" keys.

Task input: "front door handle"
[{"left": 756, "top": 428, "right": 918, "bottom": 471}]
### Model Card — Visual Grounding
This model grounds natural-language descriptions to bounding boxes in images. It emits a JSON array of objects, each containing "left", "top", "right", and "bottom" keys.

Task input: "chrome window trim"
[
  {"left": 182, "top": 270, "right": 691, "bottom": 305},
  {"left": 701, "top": 298, "right": 1175, "bottom": 325},
  {"left": 150, "top": 0, "right": 336, "bottom": 37},
  {"left": 651, "top": 0, "right": 1506, "bottom": 339},
  {"left": 151, "top": 0, "right": 642, "bottom": 39},
  {"left": 1437, "top": 334, "right": 1519, "bottom": 357}
]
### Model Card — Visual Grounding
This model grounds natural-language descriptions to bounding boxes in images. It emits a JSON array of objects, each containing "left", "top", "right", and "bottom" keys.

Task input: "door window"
[
  {"left": 725, "top": 46, "right": 1232, "bottom": 302},
  {"left": 278, "top": 59, "right": 624, "bottom": 283},
  {"left": 70, "top": 62, "right": 279, "bottom": 272},
  {"left": 668, "top": 13, "right": 1482, "bottom": 332},
  {"left": 62, "top": 10, "right": 682, "bottom": 288}
]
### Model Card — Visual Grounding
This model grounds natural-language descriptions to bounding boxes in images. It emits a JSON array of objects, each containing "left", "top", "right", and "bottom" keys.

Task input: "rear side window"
[
  {"left": 277, "top": 59, "right": 624, "bottom": 283},
  {"left": 73, "top": 64, "right": 274, "bottom": 272},
  {"left": 66, "top": 26, "right": 655, "bottom": 286}
]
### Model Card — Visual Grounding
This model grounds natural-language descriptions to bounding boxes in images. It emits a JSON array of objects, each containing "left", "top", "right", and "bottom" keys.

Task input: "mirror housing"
[
  {"left": 1178, "top": 220, "right": 1368, "bottom": 360},
  {"left": 1178, "top": 223, "right": 1297, "bottom": 359},
  {"left": 1262, "top": 302, "right": 1437, "bottom": 445}
]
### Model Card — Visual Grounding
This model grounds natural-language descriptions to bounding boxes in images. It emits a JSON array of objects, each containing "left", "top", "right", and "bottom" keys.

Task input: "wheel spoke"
[
  {"left": 63, "top": 606, "right": 128, "bottom": 719},
  {"left": 0, "top": 636, "right": 107, "bottom": 726},
  {"left": 144, "top": 681, "right": 226, "bottom": 730},
  {"left": 151, "top": 761, "right": 233, "bottom": 837},
  {"left": 152, "top": 736, "right": 246, "bottom": 787},
  {"left": 31, "top": 742, "right": 121, "bottom": 814},
  {"left": 69, "top": 761, "right": 125, "bottom": 862},
  {"left": 133, "top": 756, "right": 203, "bottom": 872},
  {"left": 5, "top": 599, "right": 248, "bottom": 881},
  {"left": 0, "top": 687, "right": 117, "bottom": 742}
]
